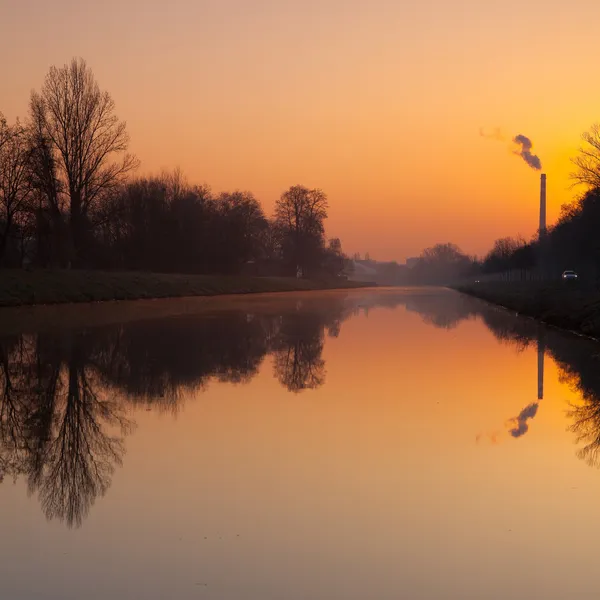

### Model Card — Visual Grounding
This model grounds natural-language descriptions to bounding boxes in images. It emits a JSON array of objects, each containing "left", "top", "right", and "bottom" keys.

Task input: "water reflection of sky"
[{"left": 1, "top": 288, "right": 600, "bottom": 600}]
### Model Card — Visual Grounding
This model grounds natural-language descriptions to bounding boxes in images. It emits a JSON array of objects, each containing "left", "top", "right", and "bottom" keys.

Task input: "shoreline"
[
  {"left": 0, "top": 287, "right": 382, "bottom": 335},
  {"left": 0, "top": 269, "right": 373, "bottom": 308},
  {"left": 455, "top": 281, "right": 600, "bottom": 340}
]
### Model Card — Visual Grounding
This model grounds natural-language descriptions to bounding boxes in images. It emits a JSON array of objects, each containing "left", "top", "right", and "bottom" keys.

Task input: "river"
[{"left": 1, "top": 287, "right": 600, "bottom": 600}]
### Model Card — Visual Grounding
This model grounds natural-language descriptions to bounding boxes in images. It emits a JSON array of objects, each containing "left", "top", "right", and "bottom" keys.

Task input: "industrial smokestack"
[{"left": 539, "top": 173, "right": 547, "bottom": 235}]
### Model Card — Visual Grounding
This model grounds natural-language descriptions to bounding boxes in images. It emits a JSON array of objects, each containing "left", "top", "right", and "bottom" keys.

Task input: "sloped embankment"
[{"left": 456, "top": 281, "right": 600, "bottom": 339}]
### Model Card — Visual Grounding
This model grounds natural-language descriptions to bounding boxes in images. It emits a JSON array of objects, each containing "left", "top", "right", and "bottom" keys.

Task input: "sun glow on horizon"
[{"left": 2, "top": 0, "right": 599, "bottom": 261}]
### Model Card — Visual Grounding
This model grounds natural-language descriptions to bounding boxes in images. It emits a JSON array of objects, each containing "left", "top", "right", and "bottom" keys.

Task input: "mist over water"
[{"left": 1, "top": 288, "right": 600, "bottom": 600}]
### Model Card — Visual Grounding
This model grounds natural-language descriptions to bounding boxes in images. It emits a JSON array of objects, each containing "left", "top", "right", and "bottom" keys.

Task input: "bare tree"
[
  {"left": 488, "top": 236, "right": 525, "bottom": 260},
  {"left": 28, "top": 109, "right": 64, "bottom": 216},
  {"left": 26, "top": 111, "right": 71, "bottom": 266},
  {"left": 274, "top": 185, "right": 328, "bottom": 276},
  {"left": 571, "top": 123, "right": 600, "bottom": 190},
  {"left": 215, "top": 190, "right": 268, "bottom": 270},
  {"left": 0, "top": 120, "right": 32, "bottom": 263},
  {"left": 0, "top": 113, "right": 18, "bottom": 155},
  {"left": 29, "top": 58, "right": 138, "bottom": 264}
]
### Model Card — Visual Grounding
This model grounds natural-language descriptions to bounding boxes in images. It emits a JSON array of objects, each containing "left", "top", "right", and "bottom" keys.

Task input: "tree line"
[
  {"left": 402, "top": 124, "right": 600, "bottom": 284},
  {"left": 3, "top": 287, "right": 600, "bottom": 527},
  {"left": 407, "top": 125, "right": 600, "bottom": 285},
  {"left": 0, "top": 292, "right": 411, "bottom": 526},
  {"left": 478, "top": 179, "right": 600, "bottom": 281},
  {"left": 0, "top": 58, "right": 348, "bottom": 278}
]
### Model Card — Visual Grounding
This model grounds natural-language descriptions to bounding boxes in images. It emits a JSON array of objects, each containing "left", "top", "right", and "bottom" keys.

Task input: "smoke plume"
[
  {"left": 476, "top": 431, "right": 502, "bottom": 445},
  {"left": 513, "top": 135, "right": 542, "bottom": 170},
  {"left": 479, "top": 127, "right": 504, "bottom": 141},
  {"left": 506, "top": 402, "right": 539, "bottom": 438}
]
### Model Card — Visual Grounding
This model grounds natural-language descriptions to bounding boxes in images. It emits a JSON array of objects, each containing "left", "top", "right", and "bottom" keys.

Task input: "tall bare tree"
[
  {"left": 29, "top": 58, "right": 138, "bottom": 265},
  {"left": 571, "top": 123, "right": 600, "bottom": 190},
  {"left": 215, "top": 190, "right": 268, "bottom": 271},
  {"left": 0, "top": 120, "right": 32, "bottom": 263},
  {"left": 274, "top": 185, "right": 328, "bottom": 276},
  {"left": 27, "top": 109, "right": 68, "bottom": 265}
]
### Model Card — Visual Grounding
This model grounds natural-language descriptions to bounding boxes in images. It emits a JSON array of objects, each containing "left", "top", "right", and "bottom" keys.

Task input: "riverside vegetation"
[
  {"left": 455, "top": 280, "right": 600, "bottom": 339},
  {"left": 0, "top": 270, "right": 368, "bottom": 307},
  {"left": 0, "top": 58, "right": 357, "bottom": 305}
]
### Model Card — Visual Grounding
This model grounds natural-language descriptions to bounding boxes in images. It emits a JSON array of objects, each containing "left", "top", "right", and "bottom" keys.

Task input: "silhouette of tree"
[
  {"left": 0, "top": 332, "right": 132, "bottom": 528},
  {"left": 552, "top": 340, "right": 600, "bottom": 467},
  {"left": 481, "top": 236, "right": 527, "bottom": 273},
  {"left": 213, "top": 191, "right": 269, "bottom": 273},
  {"left": 92, "top": 313, "right": 272, "bottom": 408},
  {"left": 272, "top": 312, "right": 326, "bottom": 392},
  {"left": 0, "top": 119, "right": 33, "bottom": 264},
  {"left": 95, "top": 173, "right": 284, "bottom": 275},
  {"left": 274, "top": 185, "right": 328, "bottom": 277},
  {"left": 404, "top": 290, "right": 600, "bottom": 462},
  {"left": 0, "top": 292, "right": 448, "bottom": 526},
  {"left": 0, "top": 336, "right": 30, "bottom": 482},
  {"left": 571, "top": 123, "right": 600, "bottom": 191},
  {"left": 565, "top": 381, "right": 600, "bottom": 467},
  {"left": 1, "top": 60, "right": 359, "bottom": 273},
  {"left": 27, "top": 341, "right": 132, "bottom": 528},
  {"left": 26, "top": 113, "right": 67, "bottom": 266},
  {"left": 461, "top": 123, "right": 600, "bottom": 280},
  {"left": 29, "top": 58, "right": 138, "bottom": 265}
]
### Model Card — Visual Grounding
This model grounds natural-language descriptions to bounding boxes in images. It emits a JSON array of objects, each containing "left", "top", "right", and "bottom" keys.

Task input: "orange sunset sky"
[{"left": 2, "top": 0, "right": 599, "bottom": 261}]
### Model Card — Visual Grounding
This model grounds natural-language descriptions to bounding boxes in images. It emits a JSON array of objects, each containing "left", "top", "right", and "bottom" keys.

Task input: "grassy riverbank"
[
  {"left": 456, "top": 281, "right": 600, "bottom": 338},
  {"left": 0, "top": 269, "right": 372, "bottom": 307}
]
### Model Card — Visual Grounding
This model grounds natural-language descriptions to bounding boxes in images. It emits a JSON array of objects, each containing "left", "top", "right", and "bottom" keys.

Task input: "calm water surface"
[{"left": 1, "top": 287, "right": 600, "bottom": 599}]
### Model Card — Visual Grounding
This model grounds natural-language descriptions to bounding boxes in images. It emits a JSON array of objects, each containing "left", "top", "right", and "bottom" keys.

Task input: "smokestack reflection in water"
[{"left": 539, "top": 173, "right": 547, "bottom": 236}]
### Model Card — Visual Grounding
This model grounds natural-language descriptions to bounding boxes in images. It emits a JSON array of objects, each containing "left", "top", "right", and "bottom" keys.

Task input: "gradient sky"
[{"left": 2, "top": 0, "right": 600, "bottom": 261}]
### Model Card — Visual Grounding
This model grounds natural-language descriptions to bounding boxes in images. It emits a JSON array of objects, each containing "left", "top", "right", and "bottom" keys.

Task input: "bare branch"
[
  {"left": 29, "top": 58, "right": 138, "bottom": 262},
  {"left": 0, "top": 120, "right": 34, "bottom": 259},
  {"left": 570, "top": 123, "right": 600, "bottom": 191}
]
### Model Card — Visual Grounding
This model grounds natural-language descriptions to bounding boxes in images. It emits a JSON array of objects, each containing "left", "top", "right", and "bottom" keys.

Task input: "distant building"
[{"left": 405, "top": 257, "right": 419, "bottom": 269}]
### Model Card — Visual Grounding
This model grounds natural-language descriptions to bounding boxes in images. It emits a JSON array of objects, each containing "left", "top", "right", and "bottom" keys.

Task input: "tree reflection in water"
[
  {"left": 0, "top": 292, "right": 408, "bottom": 526},
  {"left": 0, "top": 333, "right": 132, "bottom": 527},
  {"left": 272, "top": 311, "right": 326, "bottom": 392},
  {"left": 402, "top": 290, "right": 600, "bottom": 468},
  {"left": 3, "top": 288, "right": 600, "bottom": 527}
]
